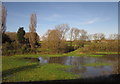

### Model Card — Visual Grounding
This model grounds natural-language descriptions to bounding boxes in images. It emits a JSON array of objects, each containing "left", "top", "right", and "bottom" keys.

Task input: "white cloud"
[
  {"left": 43, "top": 14, "right": 62, "bottom": 21},
  {"left": 81, "top": 18, "right": 99, "bottom": 25},
  {"left": 79, "top": 17, "right": 111, "bottom": 25}
]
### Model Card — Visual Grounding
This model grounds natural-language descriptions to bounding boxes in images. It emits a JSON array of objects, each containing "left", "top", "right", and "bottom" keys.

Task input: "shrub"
[{"left": 80, "top": 41, "right": 118, "bottom": 52}]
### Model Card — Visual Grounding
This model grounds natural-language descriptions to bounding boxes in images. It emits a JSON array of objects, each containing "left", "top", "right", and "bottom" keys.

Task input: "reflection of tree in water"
[
  {"left": 66, "top": 56, "right": 84, "bottom": 66},
  {"left": 49, "top": 57, "right": 66, "bottom": 64},
  {"left": 94, "top": 55, "right": 119, "bottom": 75},
  {"left": 48, "top": 56, "right": 85, "bottom": 66},
  {"left": 68, "top": 56, "right": 98, "bottom": 65},
  {"left": 102, "top": 55, "right": 119, "bottom": 62},
  {"left": 112, "top": 62, "right": 118, "bottom": 74},
  {"left": 39, "top": 57, "right": 49, "bottom": 64},
  {"left": 40, "top": 56, "right": 115, "bottom": 66},
  {"left": 39, "top": 55, "right": 119, "bottom": 78},
  {"left": 70, "top": 66, "right": 87, "bottom": 74},
  {"left": 104, "top": 54, "right": 119, "bottom": 74},
  {"left": 118, "top": 55, "right": 120, "bottom": 74},
  {"left": 65, "top": 56, "right": 87, "bottom": 74}
]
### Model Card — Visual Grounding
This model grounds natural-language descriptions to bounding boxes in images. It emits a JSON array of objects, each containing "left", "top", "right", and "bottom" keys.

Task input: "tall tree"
[
  {"left": 29, "top": 13, "right": 37, "bottom": 49},
  {"left": 17, "top": 27, "right": 25, "bottom": 44},
  {"left": 1, "top": 4, "right": 11, "bottom": 44},
  {"left": 0, "top": 4, "right": 7, "bottom": 33}
]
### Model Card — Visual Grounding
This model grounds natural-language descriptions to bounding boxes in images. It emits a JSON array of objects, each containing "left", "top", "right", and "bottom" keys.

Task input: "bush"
[
  {"left": 2, "top": 42, "right": 14, "bottom": 56},
  {"left": 2, "top": 33, "right": 12, "bottom": 43},
  {"left": 2, "top": 41, "right": 33, "bottom": 56},
  {"left": 80, "top": 41, "right": 118, "bottom": 52},
  {"left": 65, "top": 46, "right": 74, "bottom": 53}
]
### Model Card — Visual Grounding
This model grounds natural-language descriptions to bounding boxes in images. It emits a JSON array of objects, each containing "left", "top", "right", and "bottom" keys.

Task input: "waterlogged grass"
[
  {"left": 14, "top": 54, "right": 65, "bottom": 58},
  {"left": 15, "top": 54, "right": 42, "bottom": 58},
  {"left": 88, "top": 54, "right": 104, "bottom": 57},
  {"left": 83, "top": 62, "right": 112, "bottom": 67},
  {"left": 2, "top": 56, "right": 79, "bottom": 82},
  {"left": 65, "top": 52, "right": 104, "bottom": 57},
  {"left": 3, "top": 64, "right": 79, "bottom": 82},
  {"left": 40, "top": 54, "right": 64, "bottom": 57}
]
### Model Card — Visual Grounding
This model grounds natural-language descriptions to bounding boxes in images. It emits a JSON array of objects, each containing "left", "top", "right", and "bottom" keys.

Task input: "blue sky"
[{"left": 4, "top": 2, "right": 118, "bottom": 37}]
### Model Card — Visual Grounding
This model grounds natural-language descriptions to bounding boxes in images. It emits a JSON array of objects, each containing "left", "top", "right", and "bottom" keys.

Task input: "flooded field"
[{"left": 38, "top": 55, "right": 118, "bottom": 78}]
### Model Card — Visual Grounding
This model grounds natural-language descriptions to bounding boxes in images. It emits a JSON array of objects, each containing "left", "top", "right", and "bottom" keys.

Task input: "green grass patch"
[
  {"left": 83, "top": 62, "right": 112, "bottom": 67},
  {"left": 2, "top": 56, "right": 37, "bottom": 71},
  {"left": 65, "top": 48, "right": 118, "bottom": 57},
  {"left": 95, "top": 52, "right": 118, "bottom": 54},
  {"left": 14, "top": 54, "right": 41, "bottom": 58},
  {"left": 64, "top": 49, "right": 99, "bottom": 57},
  {"left": 88, "top": 54, "right": 105, "bottom": 57},
  {"left": 40, "top": 54, "right": 65, "bottom": 57},
  {"left": 13, "top": 54, "right": 64, "bottom": 58},
  {"left": 2, "top": 56, "right": 79, "bottom": 82}
]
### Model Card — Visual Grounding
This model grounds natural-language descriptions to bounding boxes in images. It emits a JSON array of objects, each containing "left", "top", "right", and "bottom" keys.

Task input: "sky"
[{"left": 4, "top": 2, "right": 118, "bottom": 38}]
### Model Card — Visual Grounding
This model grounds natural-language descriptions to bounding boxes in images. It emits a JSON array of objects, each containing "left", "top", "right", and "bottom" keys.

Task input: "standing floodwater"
[{"left": 38, "top": 55, "right": 118, "bottom": 78}]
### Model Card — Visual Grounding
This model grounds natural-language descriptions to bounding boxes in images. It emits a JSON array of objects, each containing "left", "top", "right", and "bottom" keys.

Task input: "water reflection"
[
  {"left": 38, "top": 57, "right": 49, "bottom": 64},
  {"left": 39, "top": 56, "right": 101, "bottom": 66},
  {"left": 38, "top": 55, "right": 118, "bottom": 78}
]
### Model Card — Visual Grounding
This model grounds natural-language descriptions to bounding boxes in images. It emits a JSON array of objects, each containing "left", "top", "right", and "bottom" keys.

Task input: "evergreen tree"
[{"left": 17, "top": 27, "right": 25, "bottom": 44}]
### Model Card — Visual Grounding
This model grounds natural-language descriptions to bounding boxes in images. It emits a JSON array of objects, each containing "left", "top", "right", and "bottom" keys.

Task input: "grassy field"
[
  {"left": 2, "top": 48, "right": 117, "bottom": 82},
  {"left": 95, "top": 52, "right": 118, "bottom": 54},
  {"left": 2, "top": 56, "right": 79, "bottom": 82},
  {"left": 63, "top": 48, "right": 118, "bottom": 57},
  {"left": 5, "top": 49, "right": 118, "bottom": 58}
]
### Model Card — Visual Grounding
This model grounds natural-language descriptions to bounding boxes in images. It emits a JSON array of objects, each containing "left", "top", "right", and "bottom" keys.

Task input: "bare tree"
[
  {"left": 69, "top": 28, "right": 79, "bottom": 48},
  {"left": 93, "top": 33, "right": 105, "bottom": 41},
  {"left": 55, "top": 24, "right": 70, "bottom": 40},
  {"left": 74, "top": 28, "right": 80, "bottom": 40},
  {"left": 29, "top": 13, "right": 37, "bottom": 49},
  {"left": 93, "top": 33, "right": 98, "bottom": 41},
  {"left": 108, "top": 34, "right": 118, "bottom": 40},
  {"left": 79, "top": 29, "right": 88, "bottom": 41},
  {"left": 0, "top": 4, "right": 7, "bottom": 33},
  {"left": 69, "top": 28, "right": 80, "bottom": 41},
  {"left": 69, "top": 28, "right": 75, "bottom": 46},
  {"left": 99, "top": 33, "right": 105, "bottom": 40},
  {"left": 87, "top": 34, "right": 92, "bottom": 41},
  {"left": 70, "top": 28, "right": 74, "bottom": 41},
  {"left": 69, "top": 28, "right": 88, "bottom": 49},
  {"left": 69, "top": 28, "right": 87, "bottom": 41}
]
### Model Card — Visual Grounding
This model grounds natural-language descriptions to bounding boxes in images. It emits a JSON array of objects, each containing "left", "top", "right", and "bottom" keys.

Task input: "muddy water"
[{"left": 38, "top": 55, "right": 118, "bottom": 78}]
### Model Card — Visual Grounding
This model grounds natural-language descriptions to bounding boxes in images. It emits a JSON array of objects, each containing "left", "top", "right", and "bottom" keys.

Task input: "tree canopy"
[{"left": 17, "top": 27, "right": 25, "bottom": 44}]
